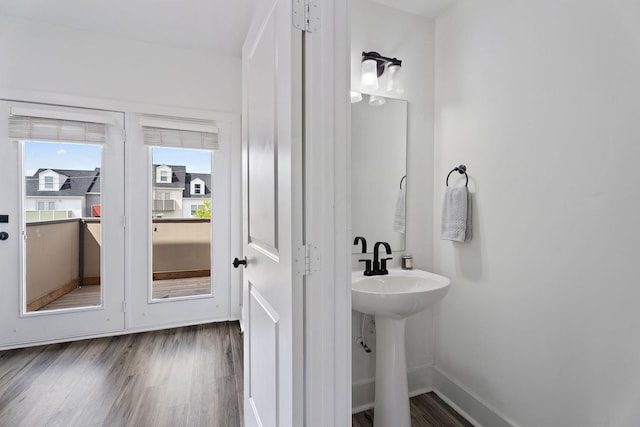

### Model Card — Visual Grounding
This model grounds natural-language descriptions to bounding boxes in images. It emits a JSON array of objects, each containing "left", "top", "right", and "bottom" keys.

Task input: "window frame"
[{"left": 44, "top": 176, "right": 54, "bottom": 190}]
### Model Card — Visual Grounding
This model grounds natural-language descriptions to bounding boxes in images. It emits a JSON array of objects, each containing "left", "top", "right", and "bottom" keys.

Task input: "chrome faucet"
[{"left": 369, "top": 241, "right": 392, "bottom": 276}]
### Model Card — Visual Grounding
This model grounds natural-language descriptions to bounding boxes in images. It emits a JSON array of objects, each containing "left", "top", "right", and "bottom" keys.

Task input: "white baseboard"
[
  {"left": 432, "top": 367, "right": 518, "bottom": 427},
  {"left": 352, "top": 365, "right": 517, "bottom": 427}
]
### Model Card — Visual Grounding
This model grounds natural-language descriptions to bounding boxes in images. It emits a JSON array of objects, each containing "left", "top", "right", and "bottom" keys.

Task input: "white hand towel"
[
  {"left": 393, "top": 186, "right": 406, "bottom": 234},
  {"left": 441, "top": 186, "right": 471, "bottom": 242},
  {"left": 464, "top": 190, "right": 472, "bottom": 242}
]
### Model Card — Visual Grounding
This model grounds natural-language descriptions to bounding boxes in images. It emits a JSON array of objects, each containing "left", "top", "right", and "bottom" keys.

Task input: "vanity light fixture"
[
  {"left": 385, "top": 63, "right": 404, "bottom": 95},
  {"left": 350, "top": 91, "right": 363, "bottom": 103},
  {"left": 360, "top": 51, "right": 404, "bottom": 95}
]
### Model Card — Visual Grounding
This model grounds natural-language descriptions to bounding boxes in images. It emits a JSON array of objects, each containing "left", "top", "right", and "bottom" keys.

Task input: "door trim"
[{"left": 300, "top": 0, "right": 351, "bottom": 425}]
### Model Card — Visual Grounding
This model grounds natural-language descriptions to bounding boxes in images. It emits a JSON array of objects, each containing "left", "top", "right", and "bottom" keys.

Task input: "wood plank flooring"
[
  {"left": 38, "top": 277, "right": 211, "bottom": 311},
  {"left": 0, "top": 322, "right": 243, "bottom": 427},
  {"left": 352, "top": 392, "right": 474, "bottom": 427},
  {"left": 37, "top": 285, "right": 101, "bottom": 311},
  {"left": 0, "top": 320, "right": 471, "bottom": 427},
  {"left": 152, "top": 277, "right": 211, "bottom": 299}
]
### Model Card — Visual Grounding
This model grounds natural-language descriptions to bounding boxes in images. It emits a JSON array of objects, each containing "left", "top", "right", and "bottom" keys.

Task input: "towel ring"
[
  {"left": 446, "top": 165, "right": 468, "bottom": 187},
  {"left": 400, "top": 175, "right": 406, "bottom": 189}
]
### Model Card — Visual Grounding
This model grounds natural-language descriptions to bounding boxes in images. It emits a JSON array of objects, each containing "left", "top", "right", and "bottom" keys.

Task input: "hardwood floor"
[
  {"left": 0, "top": 322, "right": 243, "bottom": 427},
  {"left": 0, "top": 321, "right": 470, "bottom": 427},
  {"left": 352, "top": 392, "right": 474, "bottom": 427}
]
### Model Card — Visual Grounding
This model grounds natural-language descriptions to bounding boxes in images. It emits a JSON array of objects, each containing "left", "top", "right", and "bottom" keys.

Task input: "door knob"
[
  {"left": 0, "top": 232, "right": 8, "bottom": 241},
  {"left": 232, "top": 256, "right": 247, "bottom": 269}
]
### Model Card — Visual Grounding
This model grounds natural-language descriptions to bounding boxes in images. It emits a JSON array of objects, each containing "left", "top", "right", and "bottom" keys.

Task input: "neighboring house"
[
  {"left": 152, "top": 164, "right": 211, "bottom": 218},
  {"left": 26, "top": 165, "right": 210, "bottom": 221},
  {"left": 152, "top": 164, "right": 186, "bottom": 219},
  {"left": 182, "top": 172, "right": 211, "bottom": 217},
  {"left": 25, "top": 168, "right": 101, "bottom": 221}
]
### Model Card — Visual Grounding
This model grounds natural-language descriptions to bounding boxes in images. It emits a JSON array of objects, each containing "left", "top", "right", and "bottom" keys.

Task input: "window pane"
[
  {"left": 151, "top": 147, "right": 212, "bottom": 300},
  {"left": 24, "top": 141, "right": 102, "bottom": 312}
]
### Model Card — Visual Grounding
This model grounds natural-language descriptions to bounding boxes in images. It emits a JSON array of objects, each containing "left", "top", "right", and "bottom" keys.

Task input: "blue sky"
[
  {"left": 24, "top": 142, "right": 101, "bottom": 176},
  {"left": 152, "top": 147, "right": 211, "bottom": 174},
  {"left": 24, "top": 142, "right": 211, "bottom": 175}
]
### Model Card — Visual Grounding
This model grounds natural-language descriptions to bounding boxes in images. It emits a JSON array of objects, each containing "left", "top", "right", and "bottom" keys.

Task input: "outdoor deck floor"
[{"left": 38, "top": 277, "right": 211, "bottom": 311}]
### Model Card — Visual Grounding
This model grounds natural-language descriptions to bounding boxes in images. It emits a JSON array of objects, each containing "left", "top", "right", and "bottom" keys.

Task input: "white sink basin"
[
  {"left": 352, "top": 268, "right": 451, "bottom": 427},
  {"left": 352, "top": 268, "right": 450, "bottom": 319}
]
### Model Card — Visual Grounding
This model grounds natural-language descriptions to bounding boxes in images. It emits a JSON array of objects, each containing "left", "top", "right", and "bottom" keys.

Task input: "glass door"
[
  {"left": 126, "top": 114, "right": 231, "bottom": 329},
  {"left": 150, "top": 147, "right": 212, "bottom": 300},
  {"left": 0, "top": 101, "right": 126, "bottom": 348},
  {"left": 23, "top": 141, "right": 104, "bottom": 312}
]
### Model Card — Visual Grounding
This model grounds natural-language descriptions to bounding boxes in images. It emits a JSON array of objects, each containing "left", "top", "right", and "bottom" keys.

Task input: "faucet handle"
[
  {"left": 354, "top": 236, "right": 367, "bottom": 253},
  {"left": 359, "top": 259, "right": 373, "bottom": 275},
  {"left": 380, "top": 257, "right": 393, "bottom": 273}
]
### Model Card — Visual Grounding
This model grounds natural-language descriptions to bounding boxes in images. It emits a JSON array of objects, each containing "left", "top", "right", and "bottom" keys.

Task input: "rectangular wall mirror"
[{"left": 351, "top": 96, "right": 407, "bottom": 253}]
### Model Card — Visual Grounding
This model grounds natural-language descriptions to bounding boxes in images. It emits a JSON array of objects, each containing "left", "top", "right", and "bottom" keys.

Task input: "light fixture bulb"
[
  {"left": 350, "top": 91, "right": 363, "bottom": 103},
  {"left": 368, "top": 95, "right": 386, "bottom": 106},
  {"left": 386, "top": 64, "right": 404, "bottom": 95},
  {"left": 360, "top": 59, "right": 379, "bottom": 91}
]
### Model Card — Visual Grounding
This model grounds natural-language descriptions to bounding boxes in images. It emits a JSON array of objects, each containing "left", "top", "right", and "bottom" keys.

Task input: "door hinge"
[
  {"left": 293, "top": 0, "right": 320, "bottom": 33},
  {"left": 122, "top": 300, "right": 126, "bottom": 312},
  {"left": 296, "top": 244, "right": 320, "bottom": 276}
]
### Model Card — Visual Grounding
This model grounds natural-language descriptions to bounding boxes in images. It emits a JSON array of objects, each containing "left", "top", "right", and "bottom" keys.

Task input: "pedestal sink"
[{"left": 352, "top": 268, "right": 450, "bottom": 427}]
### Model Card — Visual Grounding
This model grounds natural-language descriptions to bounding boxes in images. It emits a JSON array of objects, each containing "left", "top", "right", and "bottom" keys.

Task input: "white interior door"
[
  {"left": 242, "top": 1, "right": 304, "bottom": 426},
  {"left": 0, "top": 101, "right": 125, "bottom": 348}
]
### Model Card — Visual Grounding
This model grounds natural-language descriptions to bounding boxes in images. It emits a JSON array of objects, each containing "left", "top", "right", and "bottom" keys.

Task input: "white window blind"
[
  {"left": 9, "top": 115, "right": 107, "bottom": 144},
  {"left": 141, "top": 117, "right": 219, "bottom": 150}
]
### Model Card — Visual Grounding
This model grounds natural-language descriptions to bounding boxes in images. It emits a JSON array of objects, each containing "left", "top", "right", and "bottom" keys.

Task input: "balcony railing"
[
  {"left": 25, "top": 210, "right": 74, "bottom": 222},
  {"left": 153, "top": 199, "right": 176, "bottom": 211},
  {"left": 25, "top": 218, "right": 210, "bottom": 311}
]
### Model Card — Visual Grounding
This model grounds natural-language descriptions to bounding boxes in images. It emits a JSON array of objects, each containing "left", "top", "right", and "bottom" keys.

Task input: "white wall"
[
  {"left": 434, "top": 0, "right": 640, "bottom": 425},
  {"left": 351, "top": 0, "right": 436, "bottom": 410},
  {"left": 0, "top": 16, "right": 241, "bottom": 113}
]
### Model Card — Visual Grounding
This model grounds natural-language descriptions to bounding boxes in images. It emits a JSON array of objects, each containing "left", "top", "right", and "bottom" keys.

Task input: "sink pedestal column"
[{"left": 373, "top": 316, "right": 410, "bottom": 427}]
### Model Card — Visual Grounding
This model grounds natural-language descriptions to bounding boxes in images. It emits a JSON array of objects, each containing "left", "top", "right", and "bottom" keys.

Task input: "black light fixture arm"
[{"left": 362, "top": 51, "right": 402, "bottom": 77}]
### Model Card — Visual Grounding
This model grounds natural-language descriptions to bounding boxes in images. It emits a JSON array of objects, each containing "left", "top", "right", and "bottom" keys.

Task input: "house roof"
[
  {"left": 26, "top": 165, "right": 210, "bottom": 198},
  {"left": 153, "top": 164, "right": 187, "bottom": 190},
  {"left": 152, "top": 165, "right": 211, "bottom": 198},
  {"left": 26, "top": 168, "right": 100, "bottom": 197}
]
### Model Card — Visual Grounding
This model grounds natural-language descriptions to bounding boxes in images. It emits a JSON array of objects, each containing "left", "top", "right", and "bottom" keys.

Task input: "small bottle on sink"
[{"left": 401, "top": 254, "right": 413, "bottom": 270}]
